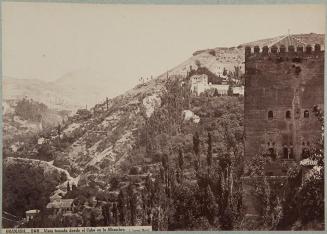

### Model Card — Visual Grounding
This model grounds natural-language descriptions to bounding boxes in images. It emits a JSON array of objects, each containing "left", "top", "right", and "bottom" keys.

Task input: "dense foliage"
[
  {"left": 15, "top": 98, "right": 48, "bottom": 122},
  {"left": 3, "top": 160, "right": 67, "bottom": 219}
]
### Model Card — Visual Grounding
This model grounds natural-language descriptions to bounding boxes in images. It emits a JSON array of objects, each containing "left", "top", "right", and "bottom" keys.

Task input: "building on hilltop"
[
  {"left": 244, "top": 35, "right": 324, "bottom": 175},
  {"left": 190, "top": 74, "right": 209, "bottom": 95},
  {"left": 190, "top": 74, "right": 236, "bottom": 96},
  {"left": 232, "top": 86, "right": 244, "bottom": 96}
]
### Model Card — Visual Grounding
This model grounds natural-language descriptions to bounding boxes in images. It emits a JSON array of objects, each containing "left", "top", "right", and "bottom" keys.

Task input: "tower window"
[
  {"left": 286, "top": 110, "right": 291, "bottom": 119},
  {"left": 268, "top": 147, "right": 276, "bottom": 160},
  {"left": 302, "top": 148, "right": 310, "bottom": 159},
  {"left": 289, "top": 147, "right": 294, "bottom": 159},
  {"left": 268, "top": 111, "right": 273, "bottom": 120},
  {"left": 304, "top": 110, "right": 309, "bottom": 118},
  {"left": 283, "top": 146, "right": 288, "bottom": 159}
]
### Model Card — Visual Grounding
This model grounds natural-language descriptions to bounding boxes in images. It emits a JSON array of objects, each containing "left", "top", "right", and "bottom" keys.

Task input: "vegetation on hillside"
[
  {"left": 3, "top": 159, "right": 67, "bottom": 218},
  {"left": 3, "top": 61, "right": 323, "bottom": 230}
]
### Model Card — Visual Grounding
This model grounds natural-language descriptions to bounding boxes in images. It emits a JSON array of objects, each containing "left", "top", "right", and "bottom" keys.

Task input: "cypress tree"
[
  {"left": 207, "top": 132, "right": 213, "bottom": 169},
  {"left": 118, "top": 190, "right": 126, "bottom": 225},
  {"left": 66, "top": 182, "right": 70, "bottom": 192},
  {"left": 193, "top": 132, "right": 200, "bottom": 158},
  {"left": 178, "top": 148, "right": 184, "bottom": 171}
]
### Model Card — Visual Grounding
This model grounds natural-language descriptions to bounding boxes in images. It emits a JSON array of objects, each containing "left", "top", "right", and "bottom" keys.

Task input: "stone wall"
[{"left": 244, "top": 45, "right": 324, "bottom": 163}]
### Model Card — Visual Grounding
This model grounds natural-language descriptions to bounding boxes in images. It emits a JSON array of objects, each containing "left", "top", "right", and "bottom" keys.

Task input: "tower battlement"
[
  {"left": 244, "top": 40, "right": 324, "bottom": 163},
  {"left": 245, "top": 44, "right": 324, "bottom": 60}
]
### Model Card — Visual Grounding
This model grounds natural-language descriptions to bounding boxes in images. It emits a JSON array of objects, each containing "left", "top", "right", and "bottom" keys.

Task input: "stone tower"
[{"left": 244, "top": 42, "right": 324, "bottom": 175}]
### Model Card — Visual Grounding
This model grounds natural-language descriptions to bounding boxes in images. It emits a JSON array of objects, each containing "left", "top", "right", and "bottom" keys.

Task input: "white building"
[
  {"left": 211, "top": 84, "right": 230, "bottom": 95},
  {"left": 232, "top": 86, "right": 244, "bottom": 96},
  {"left": 26, "top": 210, "right": 40, "bottom": 221},
  {"left": 190, "top": 74, "right": 230, "bottom": 96},
  {"left": 190, "top": 74, "right": 209, "bottom": 95}
]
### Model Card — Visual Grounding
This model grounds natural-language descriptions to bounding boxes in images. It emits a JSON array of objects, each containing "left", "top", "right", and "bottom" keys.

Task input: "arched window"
[
  {"left": 286, "top": 110, "right": 291, "bottom": 119},
  {"left": 268, "top": 110, "right": 273, "bottom": 120},
  {"left": 304, "top": 110, "right": 309, "bottom": 118},
  {"left": 268, "top": 147, "right": 276, "bottom": 160},
  {"left": 289, "top": 146, "right": 294, "bottom": 159},
  {"left": 283, "top": 146, "right": 288, "bottom": 159}
]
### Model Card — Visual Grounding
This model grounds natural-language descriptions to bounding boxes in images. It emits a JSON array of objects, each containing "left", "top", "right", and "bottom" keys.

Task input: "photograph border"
[{"left": 0, "top": 0, "right": 326, "bottom": 233}]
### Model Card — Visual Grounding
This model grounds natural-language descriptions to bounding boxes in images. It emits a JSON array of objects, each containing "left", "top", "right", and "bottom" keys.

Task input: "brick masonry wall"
[{"left": 244, "top": 45, "right": 324, "bottom": 162}]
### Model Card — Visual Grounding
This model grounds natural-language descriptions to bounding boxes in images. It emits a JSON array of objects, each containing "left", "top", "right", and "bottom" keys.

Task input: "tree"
[
  {"left": 161, "top": 154, "right": 169, "bottom": 171},
  {"left": 203, "top": 185, "right": 218, "bottom": 225},
  {"left": 128, "top": 185, "right": 137, "bottom": 226},
  {"left": 223, "top": 67, "right": 228, "bottom": 76},
  {"left": 90, "top": 211, "right": 97, "bottom": 227},
  {"left": 233, "top": 66, "right": 241, "bottom": 79},
  {"left": 227, "top": 85, "right": 233, "bottom": 96},
  {"left": 106, "top": 97, "right": 109, "bottom": 111},
  {"left": 112, "top": 203, "right": 118, "bottom": 225},
  {"left": 67, "top": 182, "right": 70, "bottom": 192},
  {"left": 102, "top": 203, "right": 111, "bottom": 226},
  {"left": 213, "top": 89, "right": 219, "bottom": 97},
  {"left": 209, "top": 50, "right": 216, "bottom": 56},
  {"left": 178, "top": 148, "right": 184, "bottom": 172},
  {"left": 195, "top": 60, "right": 201, "bottom": 68},
  {"left": 57, "top": 124, "right": 61, "bottom": 136},
  {"left": 118, "top": 190, "right": 126, "bottom": 225},
  {"left": 193, "top": 132, "right": 200, "bottom": 158},
  {"left": 207, "top": 132, "right": 213, "bottom": 169}
]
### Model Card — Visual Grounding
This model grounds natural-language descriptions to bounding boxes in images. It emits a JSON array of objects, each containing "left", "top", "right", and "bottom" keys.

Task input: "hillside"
[{"left": 3, "top": 33, "right": 324, "bottom": 230}]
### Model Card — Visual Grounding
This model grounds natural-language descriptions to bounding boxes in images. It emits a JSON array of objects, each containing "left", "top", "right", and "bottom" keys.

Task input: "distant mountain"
[
  {"left": 3, "top": 78, "right": 81, "bottom": 111},
  {"left": 3, "top": 33, "right": 324, "bottom": 227},
  {"left": 3, "top": 70, "right": 114, "bottom": 112},
  {"left": 51, "top": 69, "right": 115, "bottom": 109}
]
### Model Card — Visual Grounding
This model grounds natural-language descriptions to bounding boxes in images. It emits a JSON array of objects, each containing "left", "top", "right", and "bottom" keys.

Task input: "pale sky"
[{"left": 2, "top": 3, "right": 325, "bottom": 95}]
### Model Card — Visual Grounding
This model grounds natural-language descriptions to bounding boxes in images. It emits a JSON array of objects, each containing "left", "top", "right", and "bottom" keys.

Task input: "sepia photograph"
[{"left": 1, "top": 2, "right": 325, "bottom": 231}]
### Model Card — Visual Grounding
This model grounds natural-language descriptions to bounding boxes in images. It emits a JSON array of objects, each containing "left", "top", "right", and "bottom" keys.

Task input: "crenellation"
[
  {"left": 279, "top": 45, "right": 286, "bottom": 53},
  {"left": 245, "top": 46, "right": 251, "bottom": 56},
  {"left": 262, "top": 45, "right": 269, "bottom": 54},
  {"left": 271, "top": 45, "right": 278, "bottom": 54},
  {"left": 245, "top": 44, "right": 324, "bottom": 60},
  {"left": 297, "top": 46, "right": 304, "bottom": 53},
  {"left": 315, "top": 43, "right": 321, "bottom": 52},
  {"left": 288, "top": 45, "right": 295, "bottom": 53},
  {"left": 254, "top": 45, "right": 260, "bottom": 54},
  {"left": 306, "top": 45, "right": 312, "bottom": 53}
]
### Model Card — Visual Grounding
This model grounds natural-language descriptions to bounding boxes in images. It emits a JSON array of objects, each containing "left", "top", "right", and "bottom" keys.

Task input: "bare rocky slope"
[
  {"left": 4, "top": 33, "right": 323, "bottom": 179},
  {"left": 3, "top": 33, "right": 324, "bottom": 217}
]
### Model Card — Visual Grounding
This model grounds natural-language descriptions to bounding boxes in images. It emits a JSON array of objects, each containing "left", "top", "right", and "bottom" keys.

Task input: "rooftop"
[{"left": 241, "top": 33, "right": 325, "bottom": 48}]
